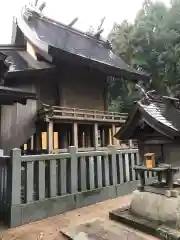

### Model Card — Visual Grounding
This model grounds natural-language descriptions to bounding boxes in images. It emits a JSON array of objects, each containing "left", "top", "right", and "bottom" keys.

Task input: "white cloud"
[{"left": 0, "top": 0, "right": 170, "bottom": 44}]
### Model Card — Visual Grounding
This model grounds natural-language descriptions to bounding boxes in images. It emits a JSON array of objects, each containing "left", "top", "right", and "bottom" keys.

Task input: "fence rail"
[{"left": 1, "top": 146, "right": 156, "bottom": 227}]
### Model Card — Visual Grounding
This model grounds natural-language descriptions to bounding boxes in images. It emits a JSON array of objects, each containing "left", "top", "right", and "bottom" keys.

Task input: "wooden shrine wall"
[
  {"left": 0, "top": 64, "right": 109, "bottom": 153},
  {"left": 58, "top": 65, "right": 107, "bottom": 111},
  {"left": 0, "top": 82, "right": 37, "bottom": 154},
  {"left": 14, "top": 66, "right": 108, "bottom": 112}
]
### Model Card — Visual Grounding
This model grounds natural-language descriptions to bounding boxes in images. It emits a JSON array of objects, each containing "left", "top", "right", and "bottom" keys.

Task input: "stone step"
[{"left": 61, "top": 218, "right": 158, "bottom": 240}]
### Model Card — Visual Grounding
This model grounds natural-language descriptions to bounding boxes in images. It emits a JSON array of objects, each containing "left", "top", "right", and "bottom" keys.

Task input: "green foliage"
[{"left": 108, "top": 0, "right": 180, "bottom": 112}]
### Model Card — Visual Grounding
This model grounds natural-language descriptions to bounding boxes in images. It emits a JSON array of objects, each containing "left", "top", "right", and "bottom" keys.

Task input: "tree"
[{"left": 108, "top": 0, "right": 180, "bottom": 112}]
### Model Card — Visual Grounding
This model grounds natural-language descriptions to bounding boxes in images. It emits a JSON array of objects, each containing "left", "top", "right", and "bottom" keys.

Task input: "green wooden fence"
[{"left": 0, "top": 146, "right": 155, "bottom": 228}]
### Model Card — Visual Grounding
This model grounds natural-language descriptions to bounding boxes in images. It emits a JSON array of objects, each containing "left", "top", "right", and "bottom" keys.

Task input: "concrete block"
[
  {"left": 165, "top": 190, "right": 172, "bottom": 198},
  {"left": 137, "top": 184, "right": 144, "bottom": 192},
  {"left": 21, "top": 194, "right": 76, "bottom": 225},
  {"left": 176, "top": 179, "right": 180, "bottom": 185},
  {"left": 116, "top": 180, "right": 139, "bottom": 197},
  {"left": 8, "top": 205, "right": 22, "bottom": 228},
  {"left": 171, "top": 190, "right": 179, "bottom": 198}
]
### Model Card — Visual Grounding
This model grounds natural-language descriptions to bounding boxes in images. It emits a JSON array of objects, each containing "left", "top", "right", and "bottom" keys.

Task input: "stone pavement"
[{"left": 0, "top": 195, "right": 159, "bottom": 240}]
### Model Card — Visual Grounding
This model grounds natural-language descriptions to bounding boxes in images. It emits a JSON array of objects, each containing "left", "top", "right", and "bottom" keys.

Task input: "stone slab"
[
  {"left": 109, "top": 208, "right": 180, "bottom": 240},
  {"left": 61, "top": 218, "right": 153, "bottom": 240},
  {"left": 109, "top": 207, "right": 160, "bottom": 237}
]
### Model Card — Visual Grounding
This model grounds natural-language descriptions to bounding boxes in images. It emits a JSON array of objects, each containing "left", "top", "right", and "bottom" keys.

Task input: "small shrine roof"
[{"left": 115, "top": 91, "right": 180, "bottom": 140}]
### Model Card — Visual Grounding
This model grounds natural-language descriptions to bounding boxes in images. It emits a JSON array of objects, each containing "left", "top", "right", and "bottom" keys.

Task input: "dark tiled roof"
[
  {"left": 15, "top": 7, "right": 149, "bottom": 80},
  {"left": 115, "top": 94, "right": 180, "bottom": 140},
  {"left": 139, "top": 100, "right": 180, "bottom": 131}
]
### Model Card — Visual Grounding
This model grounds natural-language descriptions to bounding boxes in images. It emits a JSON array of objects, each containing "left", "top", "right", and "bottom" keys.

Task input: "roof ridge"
[{"left": 22, "top": 5, "right": 111, "bottom": 49}]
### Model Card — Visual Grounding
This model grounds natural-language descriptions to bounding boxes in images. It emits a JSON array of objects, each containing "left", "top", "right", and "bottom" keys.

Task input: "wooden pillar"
[
  {"left": 73, "top": 122, "right": 78, "bottom": 148},
  {"left": 87, "top": 126, "right": 91, "bottom": 147},
  {"left": 64, "top": 131, "right": 68, "bottom": 148},
  {"left": 109, "top": 128, "right": 112, "bottom": 145},
  {"left": 78, "top": 125, "right": 82, "bottom": 148},
  {"left": 112, "top": 124, "right": 118, "bottom": 145},
  {"left": 90, "top": 125, "right": 94, "bottom": 147},
  {"left": 58, "top": 125, "right": 64, "bottom": 149},
  {"left": 35, "top": 126, "right": 41, "bottom": 152},
  {"left": 85, "top": 125, "right": 91, "bottom": 147},
  {"left": 104, "top": 126, "right": 109, "bottom": 146},
  {"left": 82, "top": 132, "right": 85, "bottom": 147},
  {"left": 84, "top": 126, "right": 88, "bottom": 147},
  {"left": 30, "top": 135, "right": 34, "bottom": 151},
  {"left": 67, "top": 125, "right": 72, "bottom": 146},
  {"left": 129, "top": 140, "right": 133, "bottom": 148},
  {"left": 116, "top": 127, "right": 121, "bottom": 146},
  {"left": 93, "top": 123, "right": 99, "bottom": 149},
  {"left": 100, "top": 127, "right": 105, "bottom": 147},
  {"left": 47, "top": 120, "right": 53, "bottom": 153}
]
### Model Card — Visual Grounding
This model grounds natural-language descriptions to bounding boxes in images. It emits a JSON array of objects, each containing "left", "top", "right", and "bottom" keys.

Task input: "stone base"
[
  {"left": 109, "top": 190, "right": 180, "bottom": 239},
  {"left": 130, "top": 190, "right": 180, "bottom": 225}
]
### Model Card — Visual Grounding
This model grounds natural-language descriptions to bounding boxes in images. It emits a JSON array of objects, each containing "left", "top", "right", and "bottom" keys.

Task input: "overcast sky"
[{"left": 0, "top": 0, "right": 170, "bottom": 44}]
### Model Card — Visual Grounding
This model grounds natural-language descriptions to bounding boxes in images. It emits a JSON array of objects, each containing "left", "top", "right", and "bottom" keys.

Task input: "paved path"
[{"left": 0, "top": 195, "right": 159, "bottom": 240}]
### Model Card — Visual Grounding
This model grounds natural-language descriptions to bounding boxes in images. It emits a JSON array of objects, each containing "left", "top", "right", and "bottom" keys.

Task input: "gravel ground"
[{"left": 0, "top": 195, "right": 159, "bottom": 240}]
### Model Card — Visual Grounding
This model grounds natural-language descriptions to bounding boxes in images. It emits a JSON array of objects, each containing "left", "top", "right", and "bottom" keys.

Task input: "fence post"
[
  {"left": 7, "top": 148, "right": 21, "bottom": 205},
  {"left": 68, "top": 146, "right": 78, "bottom": 194},
  {"left": 108, "top": 145, "right": 117, "bottom": 185}
]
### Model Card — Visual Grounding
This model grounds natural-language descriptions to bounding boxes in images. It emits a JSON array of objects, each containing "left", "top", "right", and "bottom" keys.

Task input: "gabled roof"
[
  {"left": 12, "top": 5, "right": 149, "bottom": 81},
  {"left": 0, "top": 45, "right": 54, "bottom": 77},
  {"left": 115, "top": 92, "right": 180, "bottom": 140}
]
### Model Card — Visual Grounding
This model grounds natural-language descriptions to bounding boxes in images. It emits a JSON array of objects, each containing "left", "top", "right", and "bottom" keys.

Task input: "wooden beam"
[
  {"left": 94, "top": 29, "right": 104, "bottom": 37},
  {"left": 68, "top": 17, "right": 78, "bottom": 27},
  {"left": 143, "top": 139, "right": 172, "bottom": 145}
]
